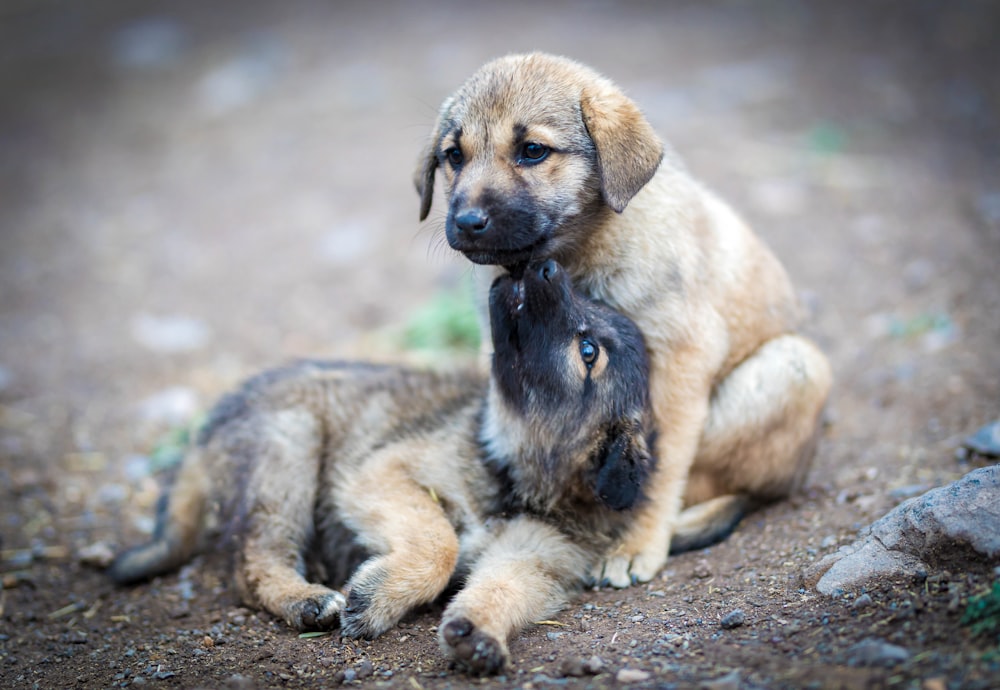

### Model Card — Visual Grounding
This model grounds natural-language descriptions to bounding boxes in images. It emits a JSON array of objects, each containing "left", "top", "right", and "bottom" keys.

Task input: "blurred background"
[{"left": 1, "top": 0, "right": 998, "bottom": 610}]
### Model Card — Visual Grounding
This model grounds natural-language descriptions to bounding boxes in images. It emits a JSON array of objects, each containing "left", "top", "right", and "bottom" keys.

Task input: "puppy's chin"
[{"left": 461, "top": 249, "right": 535, "bottom": 269}]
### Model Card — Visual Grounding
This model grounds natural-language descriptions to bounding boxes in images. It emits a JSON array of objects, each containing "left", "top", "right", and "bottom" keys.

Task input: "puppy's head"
[
  {"left": 485, "top": 260, "right": 652, "bottom": 511},
  {"left": 415, "top": 53, "right": 663, "bottom": 268}
]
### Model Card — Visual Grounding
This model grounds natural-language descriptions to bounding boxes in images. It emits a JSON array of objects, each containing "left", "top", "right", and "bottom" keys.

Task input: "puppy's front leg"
[
  {"left": 336, "top": 449, "right": 461, "bottom": 640},
  {"left": 439, "top": 517, "right": 589, "bottom": 676},
  {"left": 595, "top": 346, "right": 715, "bottom": 587}
]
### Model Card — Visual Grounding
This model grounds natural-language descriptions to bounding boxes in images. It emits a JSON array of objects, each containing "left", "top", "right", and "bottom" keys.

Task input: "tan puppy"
[
  {"left": 110, "top": 260, "right": 654, "bottom": 675},
  {"left": 415, "top": 52, "right": 833, "bottom": 586}
]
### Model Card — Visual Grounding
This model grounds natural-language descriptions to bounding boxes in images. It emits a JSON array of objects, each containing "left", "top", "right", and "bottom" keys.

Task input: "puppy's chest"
[
  {"left": 571, "top": 267, "right": 689, "bottom": 349},
  {"left": 489, "top": 459, "right": 626, "bottom": 546}
]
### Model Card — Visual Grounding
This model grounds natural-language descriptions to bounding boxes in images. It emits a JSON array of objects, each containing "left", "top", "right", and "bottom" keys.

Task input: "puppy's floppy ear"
[
  {"left": 594, "top": 421, "right": 652, "bottom": 511},
  {"left": 580, "top": 83, "right": 663, "bottom": 213},
  {"left": 414, "top": 96, "right": 454, "bottom": 221}
]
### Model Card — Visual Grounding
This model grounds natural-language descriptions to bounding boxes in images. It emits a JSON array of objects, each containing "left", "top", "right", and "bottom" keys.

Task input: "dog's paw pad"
[
  {"left": 441, "top": 617, "right": 507, "bottom": 676},
  {"left": 288, "top": 590, "right": 345, "bottom": 631}
]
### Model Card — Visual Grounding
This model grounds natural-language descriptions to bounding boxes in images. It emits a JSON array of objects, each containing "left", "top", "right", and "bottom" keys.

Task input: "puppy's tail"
[
  {"left": 107, "top": 450, "right": 211, "bottom": 584},
  {"left": 669, "top": 494, "right": 752, "bottom": 555}
]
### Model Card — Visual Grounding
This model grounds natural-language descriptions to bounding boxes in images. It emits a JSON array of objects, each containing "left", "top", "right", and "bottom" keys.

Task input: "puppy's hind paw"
[
  {"left": 440, "top": 617, "right": 508, "bottom": 676},
  {"left": 286, "top": 589, "right": 345, "bottom": 631}
]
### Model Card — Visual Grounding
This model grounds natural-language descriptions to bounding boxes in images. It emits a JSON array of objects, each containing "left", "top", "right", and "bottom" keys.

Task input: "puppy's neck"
[{"left": 479, "top": 385, "right": 593, "bottom": 513}]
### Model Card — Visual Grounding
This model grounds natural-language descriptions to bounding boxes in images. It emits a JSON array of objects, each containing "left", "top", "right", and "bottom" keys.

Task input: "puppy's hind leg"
[
  {"left": 235, "top": 409, "right": 345, "bottom": 632},
  {"left": 337, "top": 449, "right": 460, "bottom": 640},
  {"left": 685, "top": 334, "right": 833, "bottom": 514},
  {"left": 440, "top": 517, "right": 590, "bottom": 676}
]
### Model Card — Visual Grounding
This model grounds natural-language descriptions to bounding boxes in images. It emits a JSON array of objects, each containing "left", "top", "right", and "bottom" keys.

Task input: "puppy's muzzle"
[{"left": 446, "top": 195, "right": 549, "bottom": 269}]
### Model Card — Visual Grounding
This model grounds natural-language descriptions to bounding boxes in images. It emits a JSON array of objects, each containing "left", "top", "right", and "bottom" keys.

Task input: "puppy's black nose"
[
  {"left": 539, "top": 259, "right": 559, "bottom": 282},
  {"left": 454, "top": 208, "right": 489, "bottom": 234}
]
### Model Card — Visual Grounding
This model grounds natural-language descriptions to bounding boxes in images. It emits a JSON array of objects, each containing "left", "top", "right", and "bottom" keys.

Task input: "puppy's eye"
[
  {"left": 444, "top": 147, "right": 463, "bottom": 166},
  {"left": 520, "top": 142, "right": 549, "bottom": 164},
  {"left": 579, "top": 339, "right": 599, "bottom": 367}
]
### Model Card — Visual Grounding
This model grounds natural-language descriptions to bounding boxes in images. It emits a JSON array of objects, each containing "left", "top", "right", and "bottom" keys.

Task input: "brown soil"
[{"left": 1, "top": 2, "right": 998, "bottom": 689}]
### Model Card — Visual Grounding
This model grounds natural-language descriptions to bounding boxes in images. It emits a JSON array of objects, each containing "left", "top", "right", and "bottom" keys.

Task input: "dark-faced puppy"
[
  {"left": 416, "top": 52, "right": 833, "bottom": 585},
  {"left": 484, "top": 259, "right": 650, "bottom": 518},
  {"left": 437, "top": 260, "right": 653, "bottom": 674},
  {"left": 110, "top": 260, "right": 652, "bottom": 676}
]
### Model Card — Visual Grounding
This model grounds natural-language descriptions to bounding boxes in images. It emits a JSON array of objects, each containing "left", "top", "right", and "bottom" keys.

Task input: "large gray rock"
[{"left": 807, "top": 465, "right": 1000, "bottom": 595}]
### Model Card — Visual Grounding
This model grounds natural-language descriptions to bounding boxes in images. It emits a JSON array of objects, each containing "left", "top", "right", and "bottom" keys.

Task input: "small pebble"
[
  {"left": 356, "top": 659, "right": 374, "bottom": 679},
  {"left": 851, "top": 593, "right": 873, "bottom": 610},
  {"left": 616, "top": 668, "right": 651, "bottom": 683},
  {"left": 701, "top": 670, "right": 742, "bottom": 690},
  {"left": 97, "top": 483, "right": 129, "bottom": 506},
  {"left": 558, "top": 657, "right": 587, "bottom": 677},
  {"left": 963, "top": 420, "right": 1000, "bottom": 458},
  {"left": 692, "top": 559, "right": 713, "bottom": 579},
  {"left": 846, "top": 638, "right": 910, "bottom": 667},
  {"left": 78, "top": 541, "right": 115, "bottom": 568},
  {"left": 719, "top": 610, "right": 745, "bottom": 630},
  {"left": 137, "top": 386, "right": 200, "bottom": 424},
  {"left": 131, "top": 314, "right": 210, "bottom": 354}
]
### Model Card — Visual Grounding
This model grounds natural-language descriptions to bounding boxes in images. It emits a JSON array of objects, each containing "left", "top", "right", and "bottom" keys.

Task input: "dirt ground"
[{"left": 2, "top": 1, "right": 999, "bottom": 688}]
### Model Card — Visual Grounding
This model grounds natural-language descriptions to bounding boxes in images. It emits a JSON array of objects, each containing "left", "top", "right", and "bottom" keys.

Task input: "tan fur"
[
  {"left": 416, "top": 52, "right": 833, "bottom": 586},
  {"left": 111, "top": 262, "right": 656, "bottom": 675}
]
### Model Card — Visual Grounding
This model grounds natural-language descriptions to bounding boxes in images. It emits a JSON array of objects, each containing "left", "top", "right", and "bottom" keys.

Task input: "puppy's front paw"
[
  {"left": 627, "top": 545, "right": 667, "bottom": 583},
  {"left": 285, "top": 588, "right": 345, "bottom": 631},
  {"left": 592, "top": 543, "right": 667, "bottom": 589},
  {"left": 591, "top": 555, "right": 631, "bottom": 588},
  {"left": 340, "top": 561, "right": 403, "bottom": 640},
  {"left": 440, "top": 617, "right": 508, "bottom": 676}
]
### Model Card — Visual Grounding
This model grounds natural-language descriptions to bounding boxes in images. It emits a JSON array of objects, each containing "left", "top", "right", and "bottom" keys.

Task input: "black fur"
[
  {"left": 340, "top": 563, "right": 390, "bottom": 639},
  {"left": 594, "top": 426, "right": 649, "bottom": 512}
]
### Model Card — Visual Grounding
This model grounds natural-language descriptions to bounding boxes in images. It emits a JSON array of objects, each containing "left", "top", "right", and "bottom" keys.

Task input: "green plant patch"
[
  {"left": 962, "top": 579, "right": 1000, "bottom": 643},
  {"left": 400, "top": 282, "right": 480, "bottom": 353},
  {"left": 149, "top": 414, "right": 206, "bottom": 474}
]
